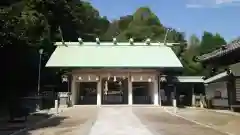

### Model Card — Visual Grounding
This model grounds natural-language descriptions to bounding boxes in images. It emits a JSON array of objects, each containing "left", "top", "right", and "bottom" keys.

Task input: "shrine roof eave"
[
  {"left": 194, "top": 40, "right": 240, "bottom": 63},
  {"left": 173, "top": 76, "right": 204, "bottom": 83},
  {"left": 46, "top": 67, "right": 184, "bottom": 74},
  {"left": 204, "top": 71, "right": 231, "bottom": 84}
]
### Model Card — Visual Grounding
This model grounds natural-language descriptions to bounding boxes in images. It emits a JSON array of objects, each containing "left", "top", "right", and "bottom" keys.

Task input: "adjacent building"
[{"left": 195, "top": 40, "right": 240, "bottom": 111}]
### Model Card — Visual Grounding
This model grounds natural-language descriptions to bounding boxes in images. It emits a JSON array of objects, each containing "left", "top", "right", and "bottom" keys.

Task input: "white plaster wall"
[
  {"left": 205, "top": 81, "right": 228, "bottom": 99},
  {"left": 205, "top": 81, "right": 228, "bottom": 107}
]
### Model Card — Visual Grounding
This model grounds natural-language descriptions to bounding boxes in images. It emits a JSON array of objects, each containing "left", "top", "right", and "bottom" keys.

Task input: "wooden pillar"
[
  {"left": 154, "top": 78, "right": 159, "bottom": 105},
  {"left": 148, "top": 82, "right": 153, "bottom": 103},
  {"left": 128, "top": 74, "right": 133, "bottom": 105},
  {"left": 97, "top": 76, "right": 102, "bottom": 106},
  {"left": 158, "top": 76, "right": 162, "bottom": 106},
  {"left": 71, "top": 76, "right": 77, "bottom": 105}
]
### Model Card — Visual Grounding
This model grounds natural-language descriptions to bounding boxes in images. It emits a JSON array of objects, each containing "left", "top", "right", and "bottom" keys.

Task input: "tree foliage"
[
  {"left": 116, "top": 7, "right": 165, "bottom": 42},
  {"left": 181, "top": 32, "right": 227, "bottom": 76},
  {"left": 0, "top": 0, "right": 110, "bottom": 100},
  {"left": 0, "top": 1, "right": 231, "bottom": 102},
  {"left": 200, "top": 32, "right": 226, "bottom": 54}
]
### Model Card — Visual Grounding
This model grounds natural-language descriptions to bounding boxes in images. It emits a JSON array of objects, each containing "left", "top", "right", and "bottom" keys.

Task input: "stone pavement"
[
  {"left": 164, "top": 107, "right": 240, "bottom": 135},
  {"left": 10, "top": 106, "right": 238, "bottom": 135},
  {"left": 89, "top": 106, "right": 153, "bottom": 135}
]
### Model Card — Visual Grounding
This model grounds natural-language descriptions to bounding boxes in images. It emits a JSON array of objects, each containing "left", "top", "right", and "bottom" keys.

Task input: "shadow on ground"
[
  {"left": 0, "top": 113, "right": 68, "bottom": 135},
  {"left": 21, "top": 114, "right": 68, "bottom": 135}
]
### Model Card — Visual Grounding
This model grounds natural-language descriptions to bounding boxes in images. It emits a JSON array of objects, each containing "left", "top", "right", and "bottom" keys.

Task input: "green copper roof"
[{"left": 46, "top": 43, "right": 183, "bottom": 68}]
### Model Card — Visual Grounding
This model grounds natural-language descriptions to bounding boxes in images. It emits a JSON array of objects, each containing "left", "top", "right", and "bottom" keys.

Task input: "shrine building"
[{"left": 46, "top": 38, "right": 183, "bottom": 106}]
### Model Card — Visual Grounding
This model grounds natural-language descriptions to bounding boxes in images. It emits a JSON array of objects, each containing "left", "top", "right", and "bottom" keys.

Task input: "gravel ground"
[
  {"left": 164, "top": 107, "right": 240, "bottom": 135},
  {"left": 18, "top": 106, "right": 98, "bottom": 135},
  {"left": 7, "top": 106, "right": 237, "bottom": 135},
  {"left": 0, "top": 113, "right": 53, "bottom": 135},
  {"left": 133, "top": 107, "right": 227, "bottom": 135}
]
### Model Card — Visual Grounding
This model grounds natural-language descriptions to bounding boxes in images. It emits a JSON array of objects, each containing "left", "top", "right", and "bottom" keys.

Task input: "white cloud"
[
  {"left": 186, "top": 0, "right": 240, "bottom": 8},
  {"left": 186, "top": 4, "right": 204, "bottom": 8},
  {"left": 216, "top": 0, "right": 237, "bottom": 4}
]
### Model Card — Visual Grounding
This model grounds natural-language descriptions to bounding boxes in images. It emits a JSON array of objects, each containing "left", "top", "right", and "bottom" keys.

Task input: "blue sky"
[{"left": 89, "top": 0, "right": 240, "bottom": 42}]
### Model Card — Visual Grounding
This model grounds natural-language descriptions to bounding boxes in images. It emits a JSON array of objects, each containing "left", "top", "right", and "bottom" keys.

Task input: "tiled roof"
[{"left": 195, "top": 39, "right": 240, "bottom": 62}]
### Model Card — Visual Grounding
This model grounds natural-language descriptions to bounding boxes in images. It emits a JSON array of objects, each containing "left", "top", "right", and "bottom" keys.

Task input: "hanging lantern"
[
  {"left": 160, "top": 76, "right": 166, "bottom": 82},
  {"left": 96, "top": 76, "right": 99, "bottom": 81},
  {"left": 113, "top": 76, "right": 117, "bottom": 82},
  {"left": 148, "top": 77, "right": 152, "bottom": 82},
  {"left": 88, "top": 75, "right": 91, "bottom": 81},
  {"left": 78, "top": 76, "right": 82, "bottom": 80},
  {"left": 140, "top": 76, "right": 143, "bottom": 81},
  {"left": 62, "top": 75, "right": 68, "bottom": 82}
]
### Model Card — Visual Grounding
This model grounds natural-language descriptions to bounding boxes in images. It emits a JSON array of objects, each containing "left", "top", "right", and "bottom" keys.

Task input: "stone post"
[
  {"left": 173, "top": 85, "right": 177, "bottom": 113},
  {"left": 55, "top": 100, "right": 59, "bottom": 114},
  {"left": 192, "top": 84, "right": 196, "bottom": 107}
]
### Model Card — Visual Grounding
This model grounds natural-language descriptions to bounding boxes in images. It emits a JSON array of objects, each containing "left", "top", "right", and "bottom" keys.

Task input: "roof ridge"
[{"left": 54, "top": 42, "right": 181, "bottom": 47}]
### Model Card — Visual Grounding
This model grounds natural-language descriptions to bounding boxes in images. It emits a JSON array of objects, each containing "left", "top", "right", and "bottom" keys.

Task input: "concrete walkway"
[{"left": 89, "top": 106, "right": 153, "bottom": 135}]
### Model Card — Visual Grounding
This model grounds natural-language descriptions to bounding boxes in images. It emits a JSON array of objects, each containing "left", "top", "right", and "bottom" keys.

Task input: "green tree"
[
  {"left": 0, "top": 0, "right": 110, "bottom": 102},
  {"left": 118, "top": 15, "right": 133, "bottom": 31},
  {"left": 181, "top": 35, "right": 203, "bottom": 75},
  {"left": 116, "top": 7, "right": 165, "bottom": 41},
  {"left": 200, "top": 31, "right": 226, "bottom": 54},
  {"left": 188, "top": 34, "right": 200, "bottom": 47}
]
